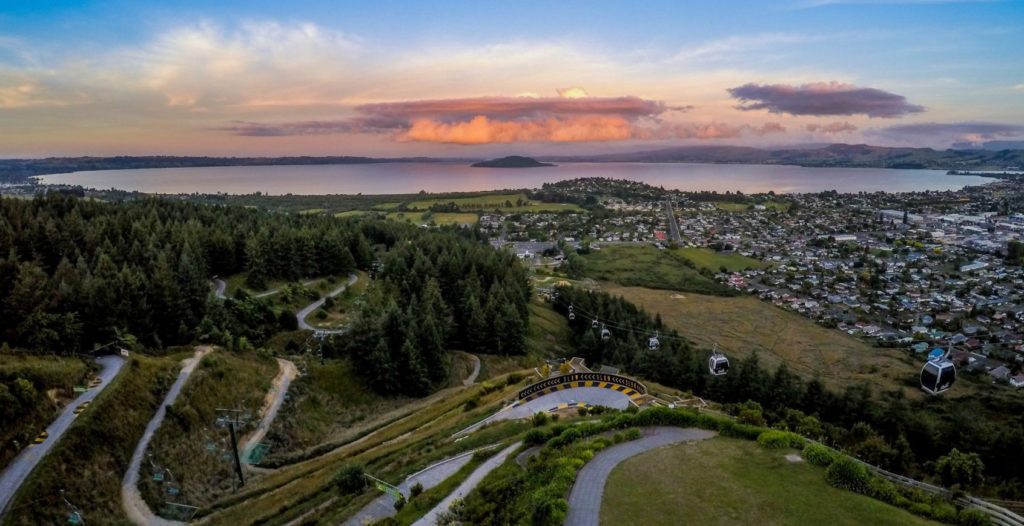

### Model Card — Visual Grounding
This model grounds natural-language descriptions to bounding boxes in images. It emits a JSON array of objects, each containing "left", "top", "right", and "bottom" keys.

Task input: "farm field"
[
  {"left": 673, "top": 247, "right": 766, "bottom": 272},
  {"left": 581, "top": 244, "right": 733, "bottom": 296},
  {"left": 714, "top": 200, "right": 790, "bottom": 212},
  {"left": 601, "top": 437, "right": 938, "bottom": 526},
  {"left": 600, "top": 283, "right": 922, "bottom": 395}
]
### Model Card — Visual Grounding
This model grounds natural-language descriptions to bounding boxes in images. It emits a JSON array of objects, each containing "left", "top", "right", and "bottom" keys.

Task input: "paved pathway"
[
  {"left": 212, "top": 279, "right": 227, "bottom": 299},
  {"left": 343, "top": 446, "right": 496, "bottom": 526},
  {"left": 121, "top": 347, "right": 212, "bottom": 526},
  {"left": 565, "top": 427, "right": 715, "bottom": 526},
  {"left": 0, "top": 354, "right": 126, "bottom": 517},
  {"left": 412, "top": 442, "right": 521, "bottom": 526},
  {"left": 455, "top": 387, "right": 633, "bottom": 436},
  {"left": 297, "top": 274, "right": 358, "bottom": 333}
]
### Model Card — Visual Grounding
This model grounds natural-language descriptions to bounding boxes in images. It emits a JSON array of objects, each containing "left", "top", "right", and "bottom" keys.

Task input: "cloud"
[
  {"left": 353, "top": 94, "right": 672, "bottom": 121},
  {"left": 1014, "top": 83, "right": 1024, "bottom": 91},
  {"left": 870, "top": 121, "right": 1024, "bottom": 146},
  {"left": 728, "top": 81, "right": 924, "bottom": 118},
  {"left": 671, "top": 33, "right": 817, "bottom": 62},
  {"left": 806, "top": 121, "right": 858, "bottom": 134},
  {"left": 557, "top": 86, "right": 589, "bottom": 99}
]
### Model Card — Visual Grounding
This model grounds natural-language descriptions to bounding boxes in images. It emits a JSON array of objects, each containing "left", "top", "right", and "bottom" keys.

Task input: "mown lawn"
[
  {"left": 602, "top": 437, "right": 938, "bottom": 526},
  {"left": 601, "top": 283, "right": 922, "bottom": 396},
  {"left": 581, "top": 245, "right": 733, "bottom": 295},
  {"left": 674, "top": 247, "right": 765, "bottom": 272}
]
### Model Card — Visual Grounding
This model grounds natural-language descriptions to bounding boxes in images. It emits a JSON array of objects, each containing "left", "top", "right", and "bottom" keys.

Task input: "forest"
[
  {"left": 554, "top": 286, "right": 1024, "bottom": 498},
  {"left": 334, "top": 229, "right": 531, "bottom": 396},
  {"left": 0, "top": 195, "right": 373, "bottom": 351}
]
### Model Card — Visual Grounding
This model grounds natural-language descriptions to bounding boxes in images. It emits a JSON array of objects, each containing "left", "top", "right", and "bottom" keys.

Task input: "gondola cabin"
[
  {"left": 708, "top": 352, "right": 729, "bottom": 376},
  {"left": 920, "top": 356, "right": 956, "bottom": 395}
]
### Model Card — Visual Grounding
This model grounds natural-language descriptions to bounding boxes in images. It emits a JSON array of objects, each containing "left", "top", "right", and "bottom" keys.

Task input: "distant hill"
[
  {"left": 471, "top": 156, "right": 556, "bottom": 168},
  {"left": 547, "top": 143, "right": 1024, "bottom": 170}
]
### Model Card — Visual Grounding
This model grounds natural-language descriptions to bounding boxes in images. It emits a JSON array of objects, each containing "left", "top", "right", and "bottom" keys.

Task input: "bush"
[
  {"left": 866, "top": 477, "right": 899, "bottom": 505},
  {"left": 757, "top": 430, "right": 804, "bottom": 449},
  {"left": 333, "top": 463, "right": 365, "bottom": 493},
  {"left": 532, "top": 412, "right": 549, "bottom": 427},
  {"left": 957, "top": 508, "right": 991, "bottom": 526},
  {"left": 393, "top": 496, "right": 406, "bottom": 511},
  {"left": 624, "top": 428, "right": 642, "bottom": 441},
  {"left": 802, "top": 443, "right": 838, "bottom": 467},
  {"left": 825, "top": 457, "right": 871, "bottom": 494},
  {"left": 410, "top": 482, "right": 424, "bottom": 498},
  {"left": 524, "top": 429, "right": 550, "bottom": 446}
]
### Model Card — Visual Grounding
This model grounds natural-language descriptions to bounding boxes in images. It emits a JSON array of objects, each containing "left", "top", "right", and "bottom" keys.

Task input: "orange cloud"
[{"left": 403, "top": 115, "right": 635, "bottom": 144}]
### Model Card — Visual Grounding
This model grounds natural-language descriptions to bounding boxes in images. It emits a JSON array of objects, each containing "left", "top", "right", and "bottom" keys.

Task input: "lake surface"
[{"left": 39, "top": 162, "right": 995, "bottom": 195}]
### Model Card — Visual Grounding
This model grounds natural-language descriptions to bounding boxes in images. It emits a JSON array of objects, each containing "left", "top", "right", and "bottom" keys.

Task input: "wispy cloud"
[
  {"left": 805, "top": 121, "right": 858, "bottom": 134},
  {"left": 670, "top": 33, "right": 818, "bottom": 63},
  {"left": 870, "top": 121, "right": 1024, "bottom": 146},
  {"left": 728, "top": 81, "right": 925, "bottom": 117}
]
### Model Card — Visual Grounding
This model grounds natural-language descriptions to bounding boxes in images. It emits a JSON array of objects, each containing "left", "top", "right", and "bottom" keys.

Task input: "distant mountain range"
[
  {"left": 2, "top": 144, "right": 1022, "bottom": 185},
  {"left": 543, "top": 144, "right": 1024, "bottom": 170}
]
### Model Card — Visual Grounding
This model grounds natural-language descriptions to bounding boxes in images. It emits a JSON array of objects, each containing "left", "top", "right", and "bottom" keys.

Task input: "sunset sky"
[{"left": 1, "top": 0, "right": 1022, "bottom": 157}]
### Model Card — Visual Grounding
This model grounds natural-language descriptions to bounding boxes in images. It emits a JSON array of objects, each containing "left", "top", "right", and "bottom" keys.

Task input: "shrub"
[
  {"left": 333, "top": 463, "right": 365, "bottom": 493},
  {"left": 393, "top": 496, "right": 406, "bottom": 511},
  {"left": 624, "top": 428, "right": 642, "bottom": 441},
  {"left": 957, "top": 508, "right": 991, "bottom": 526},
  {"left": 757, "top": 430, "right": 804, "bottom": 450},
  {"left": 866, "top": 477, "right": 899, "bottom": 505},
  {"left": 524, "top": 429, "right": 550, "bottom": 446},
  {"left": 825, "top": 457, "right": 871, "bottom": 494},
  {"left": 802, "top": 443, "right": 838, "bottom": 467},
  {"left": 577, "top": 407, "right": 589, "bottom": 417},
  {"left": 410, "top": 482, "right": 424, "bottom": 498},
  {"left": 612, "top": 432, "right": 625, "bottom": 444},
  {"left": 532, "top": 412, "right": 549, "bottom": 427},
  {"left": 931, "top": 502, "right": 959, "bottom": 523}
]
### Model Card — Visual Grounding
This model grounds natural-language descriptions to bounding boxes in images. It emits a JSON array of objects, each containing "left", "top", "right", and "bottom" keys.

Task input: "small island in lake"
[{"left": 471, "top": 155, "right": 556, "bottom": 168}]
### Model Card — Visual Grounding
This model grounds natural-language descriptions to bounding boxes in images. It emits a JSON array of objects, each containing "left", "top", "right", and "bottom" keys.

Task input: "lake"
[{"left": 38, "top": 162, "right": 995, "bottom": 195}]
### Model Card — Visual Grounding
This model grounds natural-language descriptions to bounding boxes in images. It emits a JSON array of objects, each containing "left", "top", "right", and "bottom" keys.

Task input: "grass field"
[
  {"left": 581, "top": 245, "right": 733, "bottom": 296},
  {"left": 403, "top": 192, "right": 581, "bottom": 213},
  {"left": 141, "top": 350, "right": 277, "bottom": 511},
  {"left": 3, "top": 353, "right": 184, "bottom": 526},
  {"left": 601, "top": 283, "right": 922, "bottom": 395},
  {"left": 674, "top": 247, "right": 766, "bottom": 272},
  {"left": 308, "top": 271, "right": 369, "bottom": 329},
  {"left": 715, "top": 200, "right": 790, "bottom": 212},
  {"left": 602, "top": 437, "right": 938, "bottom": 526},
  {"left": 385, "top": 211, "right": 479, "bottom": 226},
  {"left": 0, "top": 354, "right": 93, "bottom": 471},
  {"left": 333, "top": 210, "right": 368, "bottom": 218}
]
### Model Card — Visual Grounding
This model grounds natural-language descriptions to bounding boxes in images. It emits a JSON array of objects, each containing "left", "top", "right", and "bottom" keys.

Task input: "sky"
[{"left": 0, "top": 0, "right": 1022, "bottom": 157}]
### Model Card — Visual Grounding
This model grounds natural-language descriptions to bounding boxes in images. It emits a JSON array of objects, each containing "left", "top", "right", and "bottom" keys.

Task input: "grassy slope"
[
  {"left": 307, "top": 271, "right": 368, "bottom": 329},
  {"left": 262, "top": 357, "right": 414, "bottom": 464},
  {"left": 602, "top": 437, "right": 938, "bottom": 526},
  {"left": 674, "top": 247, "right": 766, "bottom": 272},
  {"left": 0, "top": 354, "right": 92, "bottom": 470},
  {"left": 140, "top": 351, "right": 277, "bottom": 511},
  {"left": 404, "top": 192, "right": 581, "bottom": 213},
  {"left": 385, "top": 211, "right": 480, "bottom": 226},
  {"left": 581, "top": 245, "right": 732, "bottom": 295},
  {"left": 2, "top": 354, "right": 183, "bottom": 526},
  {"left": 602, "top": 283, "right": 922, "bottom": 396}
]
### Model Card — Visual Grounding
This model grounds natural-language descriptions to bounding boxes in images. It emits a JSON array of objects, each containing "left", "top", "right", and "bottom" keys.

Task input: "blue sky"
[{"left": 0, "top": 0, "right": 1022, "bottom": 156}]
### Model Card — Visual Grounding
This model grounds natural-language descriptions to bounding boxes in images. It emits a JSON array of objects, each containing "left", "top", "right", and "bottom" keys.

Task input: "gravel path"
[
  {"left": 121, "top": 347, "right": 212, "bottom": 526},
  {"left": 412, "top": 442, "right": 521, "bottom": 526},
  {"left": 241, "top": 358, "right": 298, "bottom": 466},
  {"left": 463, "top": 354, "right": 481, "bottom": 386},
  {"left": 0, "top": 355, "right": 126, "bottom": 517},
  {"left": 565, "top": 427, "right": 716, "bottom": 526},
  {"left": 297, "top": 274, "right": 358, "bottom": 333}
]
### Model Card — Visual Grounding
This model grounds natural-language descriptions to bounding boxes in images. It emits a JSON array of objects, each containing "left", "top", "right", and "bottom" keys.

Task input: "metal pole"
[{"left": 227, "top": 421, "right": 245, "bottom": 487}]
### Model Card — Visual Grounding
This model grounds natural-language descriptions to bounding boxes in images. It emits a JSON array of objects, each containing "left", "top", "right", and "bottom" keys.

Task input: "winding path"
[
  {"left": 212, "top": 279, "right": 227, "bottom": 300},
  {"left": 241, "top": 358, "right": 298, "bottom": 466},
  {"left": 0, "top": 354, "right": 126, "bottom": 517},
  {"left": 462, "top": 353, "right": 481, "bottom": 386},
  {"left": 121, "top": 347, "right": 212, "bottom": 526},
  {"left": 564, "top": 427, "right": 715, "bottom": 526},
  {"left": 297, "top": 273, "right": 358, "bottom": 334},
  {"left": 411, "top": 442, "right": 521, "bottom": 526}
]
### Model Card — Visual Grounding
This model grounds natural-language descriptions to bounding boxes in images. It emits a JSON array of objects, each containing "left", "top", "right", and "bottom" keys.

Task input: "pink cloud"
[{"left": 729, "top": 81, "right": 924, "bottom": 118}]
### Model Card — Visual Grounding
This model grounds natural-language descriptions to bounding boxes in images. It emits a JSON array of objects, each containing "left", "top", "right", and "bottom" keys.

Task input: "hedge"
[
  {"left": 757, "top": 430, "right": 805, "bottom": 449},
  {"left": 802, "top": 443, "right": 838, "bottom": 467}
]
